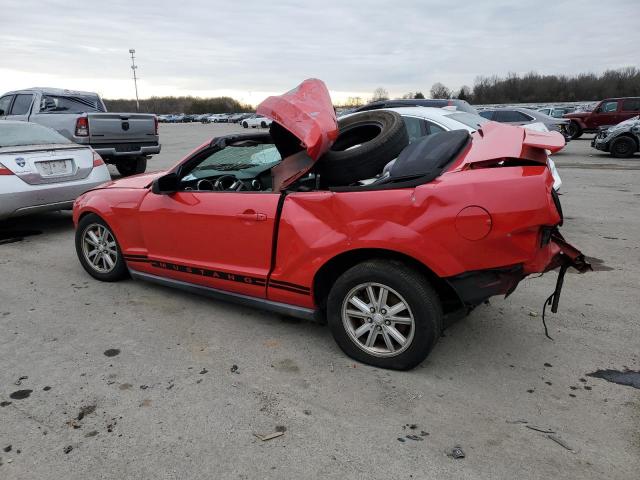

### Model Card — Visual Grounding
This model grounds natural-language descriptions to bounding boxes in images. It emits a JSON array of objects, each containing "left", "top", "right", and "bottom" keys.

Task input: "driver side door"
[{"left": 137, "top": 190, "right": 280, "bottom": 298}]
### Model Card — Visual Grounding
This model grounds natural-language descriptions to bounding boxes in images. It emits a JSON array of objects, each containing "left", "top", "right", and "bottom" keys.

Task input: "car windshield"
[
  {"left": 39, "top": 94, "right": 105, "bottom": 113},
  {"left": 0, "top": 122, "right": 72, "bottom": 147},
  {"left": 446, "top": 112, "right": 489, "bottom": 130},
  {"left": 183, "top": 143, "right": 281, "bottom": 180}
]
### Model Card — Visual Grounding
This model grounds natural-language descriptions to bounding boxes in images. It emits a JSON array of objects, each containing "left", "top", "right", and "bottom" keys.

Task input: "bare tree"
[
  {"left": 430, "top": 82, "right": 451, "bottom": 99},
  {"left": 456, "top": 86, "right": 472, "bottom": 102},
  {"left": 371, "top": 87, "right": 389, "bottom": 102}
]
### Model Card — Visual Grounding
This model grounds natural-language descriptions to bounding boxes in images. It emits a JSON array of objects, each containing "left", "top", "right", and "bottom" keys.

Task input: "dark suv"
[
  {"left": 564, "top": 97, "right": 640, "bottom": 139},
  {"left": 354, "top": 98, "right": 477, "bottom": 115}
]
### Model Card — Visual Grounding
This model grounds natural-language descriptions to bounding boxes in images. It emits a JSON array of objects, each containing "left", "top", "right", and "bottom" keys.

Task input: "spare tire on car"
[{"left": 316, "top": 110, "right": 409, "bottom": 186}]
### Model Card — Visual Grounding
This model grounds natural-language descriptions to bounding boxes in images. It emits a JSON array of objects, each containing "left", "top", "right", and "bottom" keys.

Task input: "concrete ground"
[{"left": 1, "top": 123, "right": 638, "bottom": 479}]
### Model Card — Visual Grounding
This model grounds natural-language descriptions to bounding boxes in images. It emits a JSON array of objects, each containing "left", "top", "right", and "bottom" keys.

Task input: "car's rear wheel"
[
  {"left": 566, "top": 121, "right": 583, "bottom": 139},
  {"left": 610, "top": 136, "right": 637, "bottom": 158},
  {"left": 261, "top": 121, "right": 267, "bottom": 128},
  {"left": 116, "top": 157, "right": 147, "bottom": 176},
  {"left": 327, "top": 260, "right": 442, "bottom": 370},
  {"left": 75, "top": 214, "right": 128, "bottom": 282},
  {"left": 242, "top": 122, "right": 248, "bottom": 128}
]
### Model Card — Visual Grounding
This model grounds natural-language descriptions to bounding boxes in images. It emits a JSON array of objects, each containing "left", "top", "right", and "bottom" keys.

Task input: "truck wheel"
[
  {"left": 567, "top": 121, "right": 583, "bottom": 140},
  {"left": 116, "top": 157, "right": 147, "bottom": 176},
  {"left": 75, "top": 214, "right": 128, "bottom": 282},
  {"left": 316, "top": 111, "right": 409, "bottom": 186},
  {"left": 610, "top": 136, "right": 637, "bottom": 158},
  {"left": 327, "top": 260, "right": 442, "bottom": 370}
]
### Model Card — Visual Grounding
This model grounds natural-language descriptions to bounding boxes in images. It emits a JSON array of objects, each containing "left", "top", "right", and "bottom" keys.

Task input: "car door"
[
  {"left": 620, "top": 98, "right": 640, "bottom": 122},
  {"left": 0, "top": 95, "right": 13, "bottom": 119},
  {"left": 5, "top": 93, "right": 34, "bottom": 121},
  {"left": 137, "top": 142, "right": 281, "bottom": 298},
  {"left": 589, "top": 100, "right": 619, "bottom": 128}
]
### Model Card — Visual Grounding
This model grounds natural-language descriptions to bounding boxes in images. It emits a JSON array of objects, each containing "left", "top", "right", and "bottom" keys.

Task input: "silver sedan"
[{"left": 0, "top": 121, "right": 111, "bottom": 220}]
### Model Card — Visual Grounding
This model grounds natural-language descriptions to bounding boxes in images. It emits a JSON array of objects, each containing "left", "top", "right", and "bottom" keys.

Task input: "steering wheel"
[{"left": 214, "top": 175, "right": 245, "bottom": 191}]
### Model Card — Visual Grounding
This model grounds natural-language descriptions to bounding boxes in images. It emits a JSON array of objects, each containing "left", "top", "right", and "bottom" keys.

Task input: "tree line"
[
  {"left": 103, "top": 96, "right": 253, "bottom": 114},
  {"left": 104, "top": 67, "right": 640, "bottom": 112}
]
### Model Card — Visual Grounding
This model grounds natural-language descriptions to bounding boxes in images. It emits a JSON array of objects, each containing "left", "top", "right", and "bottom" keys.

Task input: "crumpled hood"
[
  {"left": 99, "top": 171, "right": 165, "bottom": 189},
  {"left": 257, "top": 78, "right": 338, "bottom": 161}
]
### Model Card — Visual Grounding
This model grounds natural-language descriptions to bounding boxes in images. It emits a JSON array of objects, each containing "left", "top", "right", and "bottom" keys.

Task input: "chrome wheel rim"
[
  {"left": 341, "top": 282, "right": 415, "bottom": 357},
  {"left": 81, "top": 223, "right": 118, "bottom": 273}
]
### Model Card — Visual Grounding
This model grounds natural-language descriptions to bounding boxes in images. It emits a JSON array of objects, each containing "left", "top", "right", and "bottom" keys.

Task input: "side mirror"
[{"left": 151, "top": 173, "right": 178, "bottom": 194}]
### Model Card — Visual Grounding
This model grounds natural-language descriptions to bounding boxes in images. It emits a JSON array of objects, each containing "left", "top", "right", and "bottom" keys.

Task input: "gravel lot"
[{"left": 1, "top": 123, "right": 638, "bottom": 479}]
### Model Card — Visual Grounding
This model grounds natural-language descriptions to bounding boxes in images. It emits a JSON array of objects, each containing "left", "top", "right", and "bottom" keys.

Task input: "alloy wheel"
[
  {"left": 81, "top": 223, "right": 118, "bottom": 273},
  {"left": 341, "top": 282, "right": 415, "bottom": 357}
]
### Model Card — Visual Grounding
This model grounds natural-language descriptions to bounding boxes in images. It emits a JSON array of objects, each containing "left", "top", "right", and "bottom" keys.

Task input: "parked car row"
[{"left": 158, "top": 112, "right": 258, "bottom": 124}]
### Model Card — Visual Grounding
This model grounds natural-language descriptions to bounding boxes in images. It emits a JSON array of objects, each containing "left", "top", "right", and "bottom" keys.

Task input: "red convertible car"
[{"left": 73, "top": 79, "right": 589, "bottom": 370}]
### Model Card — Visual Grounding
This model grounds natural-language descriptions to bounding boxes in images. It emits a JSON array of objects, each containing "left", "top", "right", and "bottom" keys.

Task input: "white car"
[
  {"left": 0, "top": 121, "right": 111, "bottom": 220},
  {"left": 242, "top": 115, "right": 272, "bottom": 129},
  {"left": 353, "top": 107, "right": 562, "bottom": 191}
]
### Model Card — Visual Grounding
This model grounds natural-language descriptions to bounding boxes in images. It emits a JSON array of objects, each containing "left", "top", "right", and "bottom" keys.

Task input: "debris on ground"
[
  {"left": 230, "top": 365, "right": 238, "bottom": 373},
  {"left": 9, "top": 390, "right": 32, "bottom": 400},
  {"left": 199, "top": 368, "right": 208, "bottom": 374},
  {"left": 506, "top": 419, "right": 528, "bottom": 424},
  {"left": 397, "top": 437, "right": 406, "bottom": 443},
  {"left": 43, "top": 386, "right": 51, "bottom": 391},
  {"left": 77, "top": 405, "right": 96, "bottom": 421},
  {"left": 14, "top": 376, "right": 28, "bottom": 386},
  {"left": 547, "top": 434, "right": 575, "bottom": 452},
  {"left": 275, "top": 425, "right": 287, "bottom": 432},
  {"left": 447, "top": 446, "right": 465, "bottom": 459},
  {"left": 63, "top": 445, "right": 73, "bottom": 454},
  {"left": 526, "top": 425, "right": 555, "bottom": 434},
  {"left": 303, "top": 409, "right": 311, "bottom": 416},
  {"left": 406, "top": 434, "right": 424, "bottom": 441},
  {"left": 528, "top": 311, "right": 538, "bottom": 317},
  {"left": 587, "top": 369, "right": 640, "bottom": 389},
  {"left": 3, "top": 446, "right": 11, "bottom": 453},
  {"left": 0, "top": 401, "right": 12, "bottom": 407},
  {"left": 254, "top": 431, "right": 285, "bottom": 441},
  {"left": 103, "top": 349, "right": 120, "bottom": 357}
]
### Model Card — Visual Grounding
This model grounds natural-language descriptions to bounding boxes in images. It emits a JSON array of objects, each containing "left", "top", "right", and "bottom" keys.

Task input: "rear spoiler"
[{"left": 451, "top": 121, "right": 566, "bottom": 171}]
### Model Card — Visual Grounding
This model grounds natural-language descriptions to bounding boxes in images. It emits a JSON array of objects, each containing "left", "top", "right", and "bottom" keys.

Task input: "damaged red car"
[{"left": 73, "top": 79, "right": 589, "bottom": 370}]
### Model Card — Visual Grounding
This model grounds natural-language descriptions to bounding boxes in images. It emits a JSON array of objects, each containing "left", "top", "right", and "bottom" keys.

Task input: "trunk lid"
[
  {"left": 0, "top": 144, "right": 94, "bottom": 185},
  {"left": 256, "top": 79, "right": 338, "bottom": 189},
  {"left": 88, "top": 113, "right": 157, "bottom": 143},
  {"left": 450, "top": 121, "right": 565, "bottom": 171}
]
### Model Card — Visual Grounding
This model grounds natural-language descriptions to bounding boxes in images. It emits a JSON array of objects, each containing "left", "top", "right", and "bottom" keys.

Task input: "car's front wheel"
[
  {"left": 75, "top": 214, "right": 128, "bottom": 282},
  {"left": 327, "top": 260, "right": 442, "bottom": 370},
  {"left": 610, "top": 136, "right": 637, "bottom": 158},
  {"left": 566, "top": 121, "right": 583, "bottom": 139}
]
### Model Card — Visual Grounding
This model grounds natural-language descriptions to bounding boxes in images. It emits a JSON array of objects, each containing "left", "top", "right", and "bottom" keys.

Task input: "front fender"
[{"left": 73, "top": 188, "right": 148, "bottom": 254}]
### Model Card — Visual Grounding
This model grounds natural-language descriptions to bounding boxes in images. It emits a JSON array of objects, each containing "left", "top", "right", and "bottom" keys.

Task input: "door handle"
[{"left": 236, "top": 210, "right": 267, "bottom": 221}]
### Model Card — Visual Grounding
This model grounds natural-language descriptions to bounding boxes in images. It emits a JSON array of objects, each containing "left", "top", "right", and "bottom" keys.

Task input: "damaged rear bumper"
[{"left": 446, "top": 230, "right": 591, "bottom": 307}]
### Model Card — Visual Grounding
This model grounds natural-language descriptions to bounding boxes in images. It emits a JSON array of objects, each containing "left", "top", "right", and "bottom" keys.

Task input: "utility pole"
[{"left": 129, "top": 49, "right": 140, "bottom": 112}]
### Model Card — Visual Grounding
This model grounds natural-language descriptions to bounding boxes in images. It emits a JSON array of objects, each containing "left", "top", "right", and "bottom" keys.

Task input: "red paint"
[
  {"left": 257, "top": 78, "right": 338, "bottom": 161},
  {"left": 72, "top": 91, "right": 587, "bottom": 312}
]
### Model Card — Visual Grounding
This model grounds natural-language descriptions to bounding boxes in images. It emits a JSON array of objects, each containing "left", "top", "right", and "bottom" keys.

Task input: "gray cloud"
[{"left": 2, "top": 0, "right": 639, "bottom": 100}]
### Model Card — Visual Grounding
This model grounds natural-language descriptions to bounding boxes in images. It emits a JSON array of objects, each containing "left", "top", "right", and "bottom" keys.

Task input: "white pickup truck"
[{"left": 0, "top": 88, "right": 160, "bottom": 176}]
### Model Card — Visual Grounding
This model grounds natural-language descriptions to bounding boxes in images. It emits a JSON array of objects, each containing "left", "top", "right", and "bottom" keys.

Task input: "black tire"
[
  {"left": 242, "top": 122, "right": 248, "bottom": 128},
  {"left": 116, "top": 157, "right": 147, "bottom": 176},
  {"left": 610, "top": 136, "right": 637, "bottom": 158},
  {"left": 261, "top": 121, "right": 267, "bottom": 128},
  {"left": 567, "top": 121, "right": 583, "bottom": 140},
  {"left": 316, "top": 111, "right": 409, "bottom": 186},
  {"left": 75, "top": 214, "right": 128, "bottom": 282},
  {"left": 327, "top": 260, "right": 442, "bottom": 370}
]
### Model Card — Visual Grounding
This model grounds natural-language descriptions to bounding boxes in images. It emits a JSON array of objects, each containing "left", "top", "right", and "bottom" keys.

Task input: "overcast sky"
[{"left": 2, "top": 0, "right": 638, "bottom": 104}]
